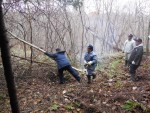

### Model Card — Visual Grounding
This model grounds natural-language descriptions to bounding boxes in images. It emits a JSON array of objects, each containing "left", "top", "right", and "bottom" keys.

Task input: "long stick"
[
  {"left": 8, "top": 31, "right": 84, "bottom": 73},
  {"left": 11, "top": 54, "right": 55, "bottom": 66},
  {"left": 7, "top": 31, "right": 46, "bottom": 53}
]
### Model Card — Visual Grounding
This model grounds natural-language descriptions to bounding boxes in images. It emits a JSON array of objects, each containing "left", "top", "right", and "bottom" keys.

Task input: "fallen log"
[
  {"left": 8, "top": 31, "right": 84, "bottom": 73},
  {"left": 11, "top": 54, "right": 55, "bottom": 66}
]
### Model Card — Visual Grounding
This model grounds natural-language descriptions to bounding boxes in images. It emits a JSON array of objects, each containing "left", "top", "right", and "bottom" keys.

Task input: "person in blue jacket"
[
  {"left": 45, "top": 48, "right": 81, "bottom": 84},
  {"left": 84, "top": 45, "right": 97, "bottom": 84}
]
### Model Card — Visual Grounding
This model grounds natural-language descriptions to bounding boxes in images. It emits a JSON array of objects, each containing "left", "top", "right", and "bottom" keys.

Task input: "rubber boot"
[
  {"left": 131, "top": 74, "right": 136, "bottom": 82},
  {"left": 87, "top": 76, "right": 91, "bottom": 84},
  {"left": 59, "top": 75, "right": 65, "bottom": 84},
  {"left": 92, "top": 73, "right": 96, "bottom": 79},
  {"left": 135, "top": 75, "right": 140, "bottom": 81},
  {"left": 77, "top": 77, "right": 81, "bottom": 83},
  {"left": 125, "top": 60, "right": 128, "bottom": 67}
]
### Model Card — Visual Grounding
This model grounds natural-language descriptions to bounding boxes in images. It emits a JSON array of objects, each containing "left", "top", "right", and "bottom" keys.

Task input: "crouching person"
[
  {"left": 129, "top": 38, "right": 143, "bottom": 82},
  {"left": 45, "top": 48, "right": 81, "bottom": 84},
  {"left": 84, "top": 45, "right": 97, "bottom": 84}
]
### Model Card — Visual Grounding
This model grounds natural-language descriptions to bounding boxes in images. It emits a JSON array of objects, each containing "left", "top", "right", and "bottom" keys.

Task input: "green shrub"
[{"left": 122, "top": 100, "right": 147, "bottom": 112}]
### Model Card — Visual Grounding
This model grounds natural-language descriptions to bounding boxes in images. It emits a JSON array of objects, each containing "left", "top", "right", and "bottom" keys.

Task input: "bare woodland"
[
  {"left": 2, "top": 0, "right": 150, "bottom": 63},
  {"left": 0, "top": 0, "right": 150, "bottom": 113}
]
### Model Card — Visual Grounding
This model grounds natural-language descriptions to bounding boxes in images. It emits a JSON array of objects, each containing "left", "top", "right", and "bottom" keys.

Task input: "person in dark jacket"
[
  {"left": 84, "top": 45, "right": 97, "bottom": 84},
  {"left": 129, "top": 38, "right": 143, "bottom": 81},
  {"left": 45, "top": 48, "right": 80, "bottom": 84}
]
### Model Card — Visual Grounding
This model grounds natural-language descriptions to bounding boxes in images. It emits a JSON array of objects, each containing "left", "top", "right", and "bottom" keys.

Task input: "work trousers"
[
  {"left": 129, "top": 64, "right": 139, "bottom": 75},
  {"left": 58, "top": 65, "right": 80, "bottom": 83}
]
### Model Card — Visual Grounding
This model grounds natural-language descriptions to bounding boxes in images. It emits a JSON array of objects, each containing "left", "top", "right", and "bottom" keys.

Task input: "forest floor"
[{"left": 0, "top": 53, "right": 150, "bottom": 113}]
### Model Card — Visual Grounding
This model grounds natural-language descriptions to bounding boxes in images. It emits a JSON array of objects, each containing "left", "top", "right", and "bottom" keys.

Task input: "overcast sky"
[{"left": 84, "top": 0, "right": 150, "bottom": 14}]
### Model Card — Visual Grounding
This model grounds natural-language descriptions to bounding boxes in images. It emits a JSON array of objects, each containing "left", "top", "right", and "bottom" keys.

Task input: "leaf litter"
[{"left": 0, "top": 55, "right": 150, "bottom": 113}]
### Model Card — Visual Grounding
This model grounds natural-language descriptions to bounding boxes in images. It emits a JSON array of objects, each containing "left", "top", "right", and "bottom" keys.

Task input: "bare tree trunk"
[
  {"left": 19, "top": 23, "right": 27, "bottom": 58},
  {"left": 79, "top": 6, "right": 84, "bottom": 65},
  {"left": 24, "top": 33, "right": 27, "bottom": 58},
  {"left": 146, "top": 21, "right": 150, "bottom": 55},
  {"left": 29, "top": 20, "right": 33, "bottom": 64},
  {"left": 0, "top": 1, "right": 20, "bottom": 113},
  {"left": 27, "top": 5, "right": 33, "bottom": 64}
]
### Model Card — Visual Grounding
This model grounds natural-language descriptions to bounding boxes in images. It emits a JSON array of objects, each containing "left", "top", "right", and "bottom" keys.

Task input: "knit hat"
[
  {"left": 88, "top": 44, "right": 93, "bottom": 51},
  {"left": 56, "top": 48, "right": 61, "bottom": 52},
  {"left": 128, "top": 34, "right": 133, "bottom": 37},
  {"left": 136, "top": 38, "right": 142, "bottom": 43}
]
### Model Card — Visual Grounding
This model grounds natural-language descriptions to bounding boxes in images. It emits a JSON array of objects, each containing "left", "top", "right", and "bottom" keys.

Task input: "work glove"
[
  {"left": 132, "top": 61, "right": 135, "bottom": 65},
  {"left": 84, "top": 60, "right": 87, "bottom": 64},
  {"left": 83, "top": 69, "right": 88, "bottom": 75},
  {"left": 87, "top": 61, "right": 93, "bottom": 65},
  {"left": 84, "top": 60, "right": 88, "bottom": 68}
]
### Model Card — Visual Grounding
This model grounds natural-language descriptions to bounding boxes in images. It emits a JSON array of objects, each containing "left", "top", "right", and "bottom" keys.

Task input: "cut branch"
[
  {"left": 8, "top": 31, "right": 46, "bottom": 53},
  {"left": 11, "top": 54, "right": 55, "bottom": 66},
  {"left": 8, "top": 31, "right": 84, "bottom": 73}
]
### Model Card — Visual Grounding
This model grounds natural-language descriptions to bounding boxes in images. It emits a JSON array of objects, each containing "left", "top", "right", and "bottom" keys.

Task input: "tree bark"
[
  {"left": 146, "top": 21, "right": 150, "bottom": 55},
  {"left": 79, "top": 6, "right": 84, "bottom": 65},
  {"left": 0, "top": 1, "right": 20, "bottom": 113}
]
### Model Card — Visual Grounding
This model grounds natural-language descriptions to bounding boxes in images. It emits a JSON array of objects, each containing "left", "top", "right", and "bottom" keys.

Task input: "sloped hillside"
[{"left": 0, "top": 54, "right": 150, "bottom": 113}]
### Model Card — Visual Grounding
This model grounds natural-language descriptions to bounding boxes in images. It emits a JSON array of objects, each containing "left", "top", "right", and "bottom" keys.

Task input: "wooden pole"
[
  {"left": 8, "top": 31, "right": 46, "bottom": 53},
  {"left": 11, "top": 54, "right": 55, "bottom": 66},
  {"left": 8, "top": 31, "right": 84, "bottom": 73},
  {"left": 0, "top": 1, "right": 20, "bottom": 112}
]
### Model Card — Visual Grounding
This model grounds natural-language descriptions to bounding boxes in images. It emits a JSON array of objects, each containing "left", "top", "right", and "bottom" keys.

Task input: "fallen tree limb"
[
  {"left": 11, "top": 54, "right": 84, "bottom": 73},
  {"left": 8, "top": 31, "right": 46, "bottom": 53},
  {"left": 8, "top": 31, "right": 84, "bottom": 73},
  {"left": 11, "top": 54, "right": 55, "bottom": 67}
]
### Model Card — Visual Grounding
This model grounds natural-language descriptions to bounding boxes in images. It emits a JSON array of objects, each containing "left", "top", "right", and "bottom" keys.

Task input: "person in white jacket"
[{"left": 123, "top": 34, "right": 136, "bottom": 67}]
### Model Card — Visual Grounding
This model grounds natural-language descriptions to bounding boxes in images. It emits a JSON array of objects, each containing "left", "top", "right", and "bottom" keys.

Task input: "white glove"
[
  {"left": 132, "top": 61, "right": 135, "bottom": 64},
  {"left": 84, "top": 69, "right": 88, "bottom": 75},
  {"left": 84, "top": 60, "right": 87, "bottom": 64},
  {"left": 87, "top": 61, "right": 93, "bottom": 65}
]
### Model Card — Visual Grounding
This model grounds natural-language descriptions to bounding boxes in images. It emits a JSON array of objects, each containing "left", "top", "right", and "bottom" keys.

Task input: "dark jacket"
[
  {"left": 129, "top": 44, "right": 143, "bottom": 65},
  {"left": 45, "top": 51, "right": 71, "bottom": 69}
]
